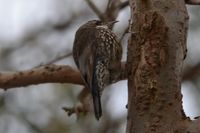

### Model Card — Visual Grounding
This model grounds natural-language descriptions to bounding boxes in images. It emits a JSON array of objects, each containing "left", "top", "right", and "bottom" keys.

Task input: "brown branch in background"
[
  {"left": 185, "top": 0, "right": 200, "bottom": 5},
  {"left": 63, "top": 87, "right": 92, "bottom": 118},
  {"left": 0, "top": 62, "right": 127, "bottom": 90},
  {"left": 106, "top": 0, "right": 128, "bottom": 12},
  {"left": 62, "top": 105, "right": 88, "bottom": 117},
  {"left": 103, "top": 0, "right": 122, "bottom": 21},
  {"left": 0, "top": 61, "right": 127, "bottom": 119},
  {"left": 119, "top": 1, "right": 129, "bottom": 9},
  {"left": 183, "top": 62, "right": 200, "bottom": 81},
  {"left": 85, "top": 0, "right": 129, "bottom": 21},
  {"left": 85, "top": 0, "right": 104, "bottom": 20},
  {"left": 0, "top": 65, "right": 84, "bottom": 90},
  {"left": 187, "top": 119, "right": 200, "bottom": 131},
  {"left": 62, "top": 107, "right": 77, "bottom": 116}
]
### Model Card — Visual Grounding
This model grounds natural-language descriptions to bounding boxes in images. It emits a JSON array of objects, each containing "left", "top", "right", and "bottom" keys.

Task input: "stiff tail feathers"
[
  {"left": 92, "top": 58, "right": 103, "bottom": 120},
  {"left": 92, "top": 88, "right": 102, "bottom": 120}
]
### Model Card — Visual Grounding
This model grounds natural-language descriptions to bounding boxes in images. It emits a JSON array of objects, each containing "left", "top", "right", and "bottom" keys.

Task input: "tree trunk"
[{"left": 126, "top": 0, "right": 189, "bottom": 132}]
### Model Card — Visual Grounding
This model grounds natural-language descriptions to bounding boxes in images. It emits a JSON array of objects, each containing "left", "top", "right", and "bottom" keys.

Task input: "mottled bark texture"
[
  {"left": 0, "top": 63, "right": 126, "bottom": 90},
  {"left": 0, "top": 65, "right": 83, "bottom": 90},
  {"left": 126, "top": 0, "right": 195, "bottom": 132}
]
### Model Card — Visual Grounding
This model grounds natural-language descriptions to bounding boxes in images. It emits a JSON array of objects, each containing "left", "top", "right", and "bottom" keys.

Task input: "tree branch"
[
  {"left": 85, "top": 0, "right": 104, "bottom": 20},
  {"left": 185, "top": 0, "right": 200, "bottom": 5},
  {"left": 0, "top": 62, "right": 127, "bottom": 90},
  {"left": 63, "top": 87, "right": 91, "bottom": 118},
  {"left": 183, "top": 63, "right": 200, "bottom": 81},
  {"left": 85, "top": 0, "right": 129, "bottom": 22},
  {"left": 0, "top": 65, "right": 83, "bottom": 90},
  {"left": 35, "top": 52, "right": 72, "bottom": 68},
  {"left": 120, "top": 1, "right": 129, "bottom": 9}
]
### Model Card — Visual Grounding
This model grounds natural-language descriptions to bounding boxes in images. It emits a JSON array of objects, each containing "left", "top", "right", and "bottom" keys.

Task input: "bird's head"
[{"left": 81, "top": 20, "right": 118, "bottom": 29}]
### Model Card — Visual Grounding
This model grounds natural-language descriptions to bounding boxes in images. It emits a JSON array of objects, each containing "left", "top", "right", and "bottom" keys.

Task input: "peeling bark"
[{"left": 126, "top": 0, "right": 193, "bottom": 132}]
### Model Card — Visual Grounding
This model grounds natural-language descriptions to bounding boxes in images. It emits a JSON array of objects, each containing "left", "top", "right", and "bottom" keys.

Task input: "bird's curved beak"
[{"left": 106, "top": 20, "right": 119, "bottom": 27}]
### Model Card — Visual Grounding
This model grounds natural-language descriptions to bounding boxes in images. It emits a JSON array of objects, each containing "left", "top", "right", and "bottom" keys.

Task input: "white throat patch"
[{"left": 96, "top": 25, "right": 109, "bottom": 29}]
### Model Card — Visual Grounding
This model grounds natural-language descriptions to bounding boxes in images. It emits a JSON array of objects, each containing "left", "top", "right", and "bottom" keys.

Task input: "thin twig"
[
  {"left": 46, "top": 52, "right": 72, "bottom": 65},
  {"left": 62, "top": 107, "right": 76, "bottom": 116},
  {"left": 35, "top": 52, "right": 72, "bottom": 68},
  {"left": 120, "top": 26, "right": 129, "bottom": 43},
  {"left": 85, "top": 0, "right": 104, "bottom": 20},
  {"left": 85, "top": 0, "right": 129, "bottom": 21},
  {"left": 104, "top": 0, "right": 121, "bottom": 21}
]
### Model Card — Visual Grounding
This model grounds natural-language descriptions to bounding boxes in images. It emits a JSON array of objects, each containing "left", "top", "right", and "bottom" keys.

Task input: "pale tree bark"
[{"left": 126, "top": 0, "right": 200, "bottom": 133}]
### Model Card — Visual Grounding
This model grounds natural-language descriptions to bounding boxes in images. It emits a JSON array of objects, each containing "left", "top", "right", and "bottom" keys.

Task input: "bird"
[{"left": 73, "top": 20, "right": 122, "bottom": 120}]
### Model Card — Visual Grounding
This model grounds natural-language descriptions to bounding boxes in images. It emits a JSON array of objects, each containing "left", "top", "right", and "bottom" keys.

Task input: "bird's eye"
[{"left": 95, "top": 21, "right": 101, "bottom": 25}]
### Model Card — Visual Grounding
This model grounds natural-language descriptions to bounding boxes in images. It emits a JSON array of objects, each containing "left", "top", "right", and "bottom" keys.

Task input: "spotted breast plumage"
[{"left": 73, "top": 20, "right": 122, "bottom": 120}]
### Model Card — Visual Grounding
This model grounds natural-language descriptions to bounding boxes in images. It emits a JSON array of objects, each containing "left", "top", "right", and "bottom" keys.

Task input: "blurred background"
[{"left": 0, "top": 0, "right": 199, "bottom": 133}]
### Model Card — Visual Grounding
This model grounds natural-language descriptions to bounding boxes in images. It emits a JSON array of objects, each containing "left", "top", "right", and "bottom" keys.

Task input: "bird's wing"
[
  {"left": 73, "top": 28, "right": 103, "bottom": 120},
  {"left": 73, "top": 28, "right": 96, "bottom": 88}
]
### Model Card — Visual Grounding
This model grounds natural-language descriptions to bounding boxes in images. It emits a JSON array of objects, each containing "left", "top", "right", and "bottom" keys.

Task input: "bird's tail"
[
  {"left": 91, "top": 86, "right": 102, "bottom": 120},
  {"left": 91, "top": 59, "right": 103, "bottom": 120}
]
